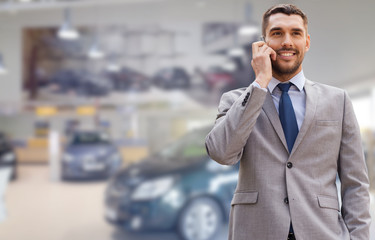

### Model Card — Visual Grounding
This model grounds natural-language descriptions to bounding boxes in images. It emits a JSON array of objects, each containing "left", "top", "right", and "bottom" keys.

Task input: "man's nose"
[{"left": 282, "top": 34, "right": 293, "bottom": 47}]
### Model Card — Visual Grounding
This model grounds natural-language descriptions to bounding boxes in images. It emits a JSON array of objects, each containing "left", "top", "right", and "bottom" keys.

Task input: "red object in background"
[{"left": 203, "top": 67, "right": 234, "bottom": 90}]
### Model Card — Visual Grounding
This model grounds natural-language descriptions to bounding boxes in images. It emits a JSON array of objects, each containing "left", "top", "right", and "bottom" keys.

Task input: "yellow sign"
[
  {"left": 76, "top": 106, "right": 96, "bottom": 115},
  {"left": 28, "top": 137, "right": 48, "bottom": 148},
  {"left": 36, "top": 107, "right": 57, "bottom": 116}
]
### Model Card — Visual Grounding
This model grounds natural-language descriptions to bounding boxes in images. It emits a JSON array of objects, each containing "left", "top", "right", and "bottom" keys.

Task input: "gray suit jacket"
[{"left": 205, "top": 80, "right": 371, "bottom": 240}]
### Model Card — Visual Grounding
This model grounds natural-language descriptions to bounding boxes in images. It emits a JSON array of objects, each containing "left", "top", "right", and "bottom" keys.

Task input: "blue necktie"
[
  {"left": 278, "top": 83, "right": 298, "bottom": 236},
  {"left": 278, "top": 83, "right": 299, "bottom": 153}
]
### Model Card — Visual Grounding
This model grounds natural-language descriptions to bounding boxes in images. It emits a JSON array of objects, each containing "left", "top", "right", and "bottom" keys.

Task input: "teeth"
[{"left": 280, "top": 53, "right": 294, "bottom": 56}]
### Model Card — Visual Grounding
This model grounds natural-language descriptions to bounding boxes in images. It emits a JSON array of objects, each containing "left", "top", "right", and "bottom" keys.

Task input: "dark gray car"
[
  {"left": 153, "top": 67, "right": 190, "bottom": 89},
  {"left": 62, "top": 131, "right": 122, "bottom": 180},
  {"left": 105, "top": 127, "right": 239, "bottom": 240}
]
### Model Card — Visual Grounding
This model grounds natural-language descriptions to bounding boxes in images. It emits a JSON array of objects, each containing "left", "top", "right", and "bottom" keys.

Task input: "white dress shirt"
[{"left": 252, "top": 70, "right": 306, "bottom": 130}]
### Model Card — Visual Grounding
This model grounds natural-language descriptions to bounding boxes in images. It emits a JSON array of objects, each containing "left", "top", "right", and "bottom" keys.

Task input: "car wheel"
[{"left": 178, "top": 197, "right": 223, "bottom": 240}]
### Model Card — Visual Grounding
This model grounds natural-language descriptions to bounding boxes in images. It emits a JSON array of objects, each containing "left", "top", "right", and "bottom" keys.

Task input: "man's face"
[{"left": 264, "top": 13, "right": 310, "bottom": 79}]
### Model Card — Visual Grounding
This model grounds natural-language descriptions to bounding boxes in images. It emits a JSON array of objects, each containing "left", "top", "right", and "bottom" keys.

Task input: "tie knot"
[{"left": 277, "top": 83, "right": 292, "bottom": 92}]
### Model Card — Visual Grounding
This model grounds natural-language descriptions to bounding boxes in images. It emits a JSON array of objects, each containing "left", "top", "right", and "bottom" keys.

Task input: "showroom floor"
[
  {"left": 0, "top": 165, "right": 374, "bottom": 240},
  {"left": 0, "top": 165, "right": 226, "bottom": 240}
]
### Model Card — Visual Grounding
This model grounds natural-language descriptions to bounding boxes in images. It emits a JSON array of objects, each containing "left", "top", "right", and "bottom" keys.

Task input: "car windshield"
[
  {"left": 70, "top": 132, "right": 110, "bottom": 145},
  {"left": 156, "top": 127, "right": 210, "bottom": 162}
]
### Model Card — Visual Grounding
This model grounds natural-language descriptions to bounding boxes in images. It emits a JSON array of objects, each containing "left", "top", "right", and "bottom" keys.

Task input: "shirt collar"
[{"left": 268, "top": 70, "right": 305, "bottom": 93}]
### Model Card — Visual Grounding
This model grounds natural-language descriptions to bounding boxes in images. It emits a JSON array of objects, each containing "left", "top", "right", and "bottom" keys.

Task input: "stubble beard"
[{"left": 272, "top": 54, "right": 304, "bottom": 79}]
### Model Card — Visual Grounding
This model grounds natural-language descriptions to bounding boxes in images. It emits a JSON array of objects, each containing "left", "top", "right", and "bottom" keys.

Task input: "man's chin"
[{"left": 272, "top": 63, "right": 301, "bottom": 76}]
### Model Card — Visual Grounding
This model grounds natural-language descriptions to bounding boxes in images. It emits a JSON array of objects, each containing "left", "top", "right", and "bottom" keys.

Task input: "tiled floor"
[{"left": 0, "top": 165, "right": 374, "bottom": 240}]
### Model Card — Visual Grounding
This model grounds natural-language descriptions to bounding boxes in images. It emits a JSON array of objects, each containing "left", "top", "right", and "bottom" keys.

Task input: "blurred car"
[
  {"left": 61, "top": 131, "right": 122, "bottom": 180},
  {"left": 105, "top": 127, "right": 239, "bottom": 240},
  {"left": 76, "top": 76, "right": 112, "bottom": 97},
  {"left": 49, "top": 69, "right": 80, "bottom": 93},
  {"left": 49, "top": 69, "right": 112, "bottom": 97},
  {"left": 203, "top": 66, "right": 235, "bottom": 91},
  {"left": 107, "top": 67, "right": 150, "bottom": 92},
  {"left": 153, "top": 67, "right": 190, "bottom": 89},
  {"left": 0, "top": 132, "right": 17, "bottom": 181}
]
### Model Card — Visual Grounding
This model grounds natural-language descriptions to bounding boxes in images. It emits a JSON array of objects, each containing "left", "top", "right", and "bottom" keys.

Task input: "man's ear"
[{"left": 305, "top": 34, "right": 311, "bottom": 51}]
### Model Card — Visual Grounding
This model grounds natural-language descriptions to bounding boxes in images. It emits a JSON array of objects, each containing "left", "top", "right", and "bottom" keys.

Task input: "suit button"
[
  {"left": 287, "top": 162, "right": 293, "bottom": 168},
  {"left": 242, "top": 102, "right": 246, "bottom": 106},
  {"left": 284, "top": 197, "right": 289, "bottom": 204}
]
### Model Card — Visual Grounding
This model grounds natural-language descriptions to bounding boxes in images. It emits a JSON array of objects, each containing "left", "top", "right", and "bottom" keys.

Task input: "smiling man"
[{"left": 205, "top": 4, "right": 371, "bottom": 240}]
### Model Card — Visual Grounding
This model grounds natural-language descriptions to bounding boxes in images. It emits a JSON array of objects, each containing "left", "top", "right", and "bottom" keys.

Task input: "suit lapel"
[
  {"left": 262, "top": 91, "right": 289, "bottom": 152},
  {"left": 290, "top": 79, "right": 318, "bottom": 156},
  {"left": 262, "top": 80, "right": 318, "bottom": 156}
]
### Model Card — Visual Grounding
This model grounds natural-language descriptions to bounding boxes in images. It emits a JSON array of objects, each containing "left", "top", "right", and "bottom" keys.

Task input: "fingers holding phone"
[{"left": 251, "top": 41, "right": 276, "bottom": 88}]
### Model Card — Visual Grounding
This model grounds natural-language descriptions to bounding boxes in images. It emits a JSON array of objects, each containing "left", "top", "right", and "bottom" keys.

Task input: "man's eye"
[
  {"left": 272, "top": 32, "right": 281, "bottom": 36},
  {"left": 293, "top": 32, "right": 302, "bottom": 36}
]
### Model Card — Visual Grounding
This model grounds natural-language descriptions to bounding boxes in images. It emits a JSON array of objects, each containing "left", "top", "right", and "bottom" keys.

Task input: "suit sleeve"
[
  {"left": 205, "top": 84, "right": 268, "bottom": 165},
  {"left": 338, "top": 91, "right": 371, "bottom": 239}
]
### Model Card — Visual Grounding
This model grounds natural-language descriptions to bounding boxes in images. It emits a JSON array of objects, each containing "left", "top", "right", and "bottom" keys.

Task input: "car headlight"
[
  {"left": 63, "top": 153, "right": 74, "bottom": 163},
  {"left": 2, "top": 152, "right": 15, "bottom": 162},
  {"left": 131, "top": 176, "right": 175, "bottom": 201}
]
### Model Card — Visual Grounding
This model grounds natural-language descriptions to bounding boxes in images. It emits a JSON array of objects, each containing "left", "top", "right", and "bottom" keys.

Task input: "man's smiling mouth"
[
  {"left": 279, "top": 52, "right": 295, "bottom": 57},
  {"left": 276, "top": 48, "right": 298, "bottom": 58}
]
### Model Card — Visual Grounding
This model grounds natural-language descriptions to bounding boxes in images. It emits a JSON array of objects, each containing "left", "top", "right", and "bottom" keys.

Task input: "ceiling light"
[
  {"left": 19, "top": 0, "right": 32, "bottom": 2},
  {"left": 238, "top": 25, "right": 258, "bottom": 36},
  {"left": 88, "top": 42, "right": 105, "bottom": 59},
  {"left": 58, "top": 27, "right": 79, "bottom": 40},
  {"left": 57, "top": 8, "right": 80, "bottom": 40}
]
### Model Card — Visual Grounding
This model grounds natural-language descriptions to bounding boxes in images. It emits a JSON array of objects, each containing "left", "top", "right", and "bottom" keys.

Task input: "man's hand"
[{"left": 251, "top": 41, "right": 277, "bottom": 88}]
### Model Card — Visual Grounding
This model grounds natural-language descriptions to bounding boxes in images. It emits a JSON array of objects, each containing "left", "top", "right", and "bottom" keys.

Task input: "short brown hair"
[{"left": 262, "top": 4, "right": 308, "bottom": 38}]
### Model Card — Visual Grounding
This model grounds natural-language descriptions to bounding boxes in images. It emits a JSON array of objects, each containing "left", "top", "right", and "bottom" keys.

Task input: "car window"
[
  {"left": 70, "top": 132, "right": 110, "bottom": 145},
  {"left": 157, "top": 128, "right": 210, "bottom": 162}
]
